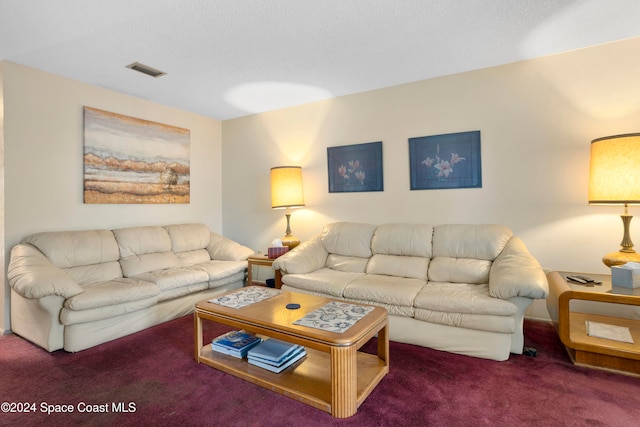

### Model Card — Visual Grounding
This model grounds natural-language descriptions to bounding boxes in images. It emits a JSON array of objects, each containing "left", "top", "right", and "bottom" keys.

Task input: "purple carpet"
[{"left": 1, "top": 317, "right": 638, "bottom": 427}]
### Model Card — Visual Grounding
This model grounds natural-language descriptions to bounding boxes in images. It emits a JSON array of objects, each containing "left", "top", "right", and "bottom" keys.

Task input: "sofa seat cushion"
[
  {"left": 191, "top": 260, "right": 247, "bottom": 281},
  {"left": 341, "top": 297, "right": 413, "bottom": 317},
  {"left": 60, "top": 297, "right": 158, "bottom": 326},
  {"left": 64, "top": 278, "right": 159, "bottom": 311},
  {"left": 341, "top": 296, "right": 415, "bottom": 317},
  {"left": 413, "top": 308, "right": 516, "bottom": 334},
  {"left": 133, "top": 267, "right": 209, "bottom": 291},
  {"left": 157, "top": 282, "right": 210, "bottom": 302},
  {"left": 343, "top": 274, "right": 425, "bottom": 311},
  {"left": 158, "top": 270, "right": 247, "bottom": 302},
  {"left": 414, "top": 282, "right": 518, "bottom": 316},
  {"left": 282, "top": 268, "right": 364, "bottom": 297},
  {"left": 208, "top": 271, "right": 246, "bottom": 290}
]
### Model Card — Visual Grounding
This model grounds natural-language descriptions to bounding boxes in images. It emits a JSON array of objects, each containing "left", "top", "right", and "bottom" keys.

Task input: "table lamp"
[
  {"left": 588, "top": 133, "right": 640, "bottom": 267},
  {"left": 270, "top": 166, "right": 305, "bottom": 248}
]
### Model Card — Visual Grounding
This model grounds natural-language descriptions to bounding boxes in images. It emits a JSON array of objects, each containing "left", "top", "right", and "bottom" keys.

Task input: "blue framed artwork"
[
  {"left": 409, "top": 130, "right": 482, "bottom": 190},
  {"left": 327, "top": 141, "right": 383, "bottom": 193}
]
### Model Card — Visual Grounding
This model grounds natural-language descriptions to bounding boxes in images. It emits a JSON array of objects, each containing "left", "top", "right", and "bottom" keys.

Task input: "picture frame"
[
  {"left": 409, "top": 130, "right": 482, "bottom": 190},
  {"left": 327, "top": 141, "right": 383, "bottom": 193},
  {"left": 83, "top": 106, "right": 190, "bottom": 204}
]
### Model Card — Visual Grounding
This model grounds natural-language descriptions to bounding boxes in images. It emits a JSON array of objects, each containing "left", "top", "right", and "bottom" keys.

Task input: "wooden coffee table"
[{"left": 194, "top": 288, "right": 389, "bottom": 418}]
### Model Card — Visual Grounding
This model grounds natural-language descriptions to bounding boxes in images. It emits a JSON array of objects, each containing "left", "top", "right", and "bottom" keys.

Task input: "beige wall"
[
  {"left": 1, "top": 62, "right": 223, "bottom": 332},
  {"left": 222, "top": 37, "right": 640, "bottom": 320}
]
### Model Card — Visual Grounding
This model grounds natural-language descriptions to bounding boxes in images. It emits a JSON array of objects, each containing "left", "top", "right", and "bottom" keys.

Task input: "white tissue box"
[{"left": 611, "top": 262, "right": 640, "bottom": 288}]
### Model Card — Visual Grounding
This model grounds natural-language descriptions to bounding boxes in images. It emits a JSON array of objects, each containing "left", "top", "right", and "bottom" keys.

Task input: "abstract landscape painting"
[{"left": 83, "top": 107, "right": 190, "bottom": 204}]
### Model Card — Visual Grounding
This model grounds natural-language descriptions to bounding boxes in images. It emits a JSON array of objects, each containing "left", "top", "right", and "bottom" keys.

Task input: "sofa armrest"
[
  {"left": 272, "top": 235, "right": 328, "bottom": 274},
  {"left": 206, "top": 232, "right": 255, "bottom": 261},
  {"left": 489, "top": 236, "right": 548, "bottom": 299},
  {"left": 8, "top": 244, "right": 84, "bottom": 299}
]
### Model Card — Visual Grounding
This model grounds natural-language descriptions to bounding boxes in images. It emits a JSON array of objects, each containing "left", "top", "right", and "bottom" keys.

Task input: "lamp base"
[
  {"left": 281, "top": 235, "right": 300, "bottom": 249},
  {"left": 602, "top": 251, "right": 640, "bottom": 267}
]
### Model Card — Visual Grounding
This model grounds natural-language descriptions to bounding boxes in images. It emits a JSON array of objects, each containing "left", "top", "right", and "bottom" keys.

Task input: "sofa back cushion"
[
  {"left": 22, "top": 230, "right": 123, "bottom": 284},
  {"left": 367, "top": 254, "right": 429, "bottom": 279},
  {"left": 326, "top": 254, "right": 369, "bottom": 273},
  {"left": 428, "top": 258, "right": 492, "bottom": 284},
  {"left": 320, "top": 222, "right": 376, "bottom": 273},
  {"left": 23, "top": 230, "right": 120, "bottom": 268},
  {"left": 113, "top": 226, "right": 180, "bottom": 277},
  {"left": 119, "top": 252, "right": 181, "bottom": 277},
  {"left": 113, "top": 226, "right": 172, "bottom": 257},
  {"left": 429, "top": 224, "right": 512, "bottom": 284},
  {"left": 366, "top": 224, "right": 432, "bottom": 279},
  {"left": 321, "top": 222, "right": 376, "bottom": 257},
  {"left": 165, "top": 223, "right": 213, "bottom": 266},
  {"left": 371, "top": 224, "right": 433, "bottom": 257},
  {"left": 165, "top": 223, "right": 211, "bottom": 253}
]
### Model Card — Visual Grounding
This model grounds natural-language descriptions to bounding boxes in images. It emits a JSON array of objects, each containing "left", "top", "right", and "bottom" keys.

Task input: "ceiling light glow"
[{"left": 225, "top": 82, "right": 332, "bottom": 114}]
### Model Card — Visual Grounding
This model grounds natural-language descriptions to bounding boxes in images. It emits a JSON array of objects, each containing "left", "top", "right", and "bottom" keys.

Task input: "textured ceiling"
[{"left": 1, "top": 1, "right": 639, "bottom": 120}]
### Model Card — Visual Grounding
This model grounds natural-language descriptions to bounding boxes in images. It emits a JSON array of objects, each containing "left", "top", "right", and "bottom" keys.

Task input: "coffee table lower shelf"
[{"left": 198, "top": 345, "right": 387, "bottom": 415}]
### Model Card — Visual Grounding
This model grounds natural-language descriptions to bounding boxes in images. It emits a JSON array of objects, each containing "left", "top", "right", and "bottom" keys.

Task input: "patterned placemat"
[
  {"left": 293, "top": 301, "right": 374, "bottom": 333},
  {"left": 208, "top": 287, "right": 281, "bottom": 309}
]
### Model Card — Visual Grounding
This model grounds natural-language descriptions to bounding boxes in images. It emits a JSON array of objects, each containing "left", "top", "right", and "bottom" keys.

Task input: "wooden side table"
[
  {"left": 546, "top": 271, "right": 640, "bottom": 376},
  {"left": 247, "top": 253, "right": 282, "bottom": 289}
]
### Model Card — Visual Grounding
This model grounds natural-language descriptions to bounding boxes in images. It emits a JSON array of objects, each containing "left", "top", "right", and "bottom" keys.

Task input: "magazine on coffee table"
[
  {"left": 211, "top": 330, "right": 262, "bottom": 358},
  {"left": 247, "top": 338, "right": 307, "bottom": 373},
  {"left": 585, "top": 320, "right": 634, "bottom": 344}
]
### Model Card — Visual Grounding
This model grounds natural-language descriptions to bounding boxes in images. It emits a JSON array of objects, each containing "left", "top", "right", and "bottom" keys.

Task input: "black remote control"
[{"left": 566, "top": 275, "right": 602, "bottom": 285}]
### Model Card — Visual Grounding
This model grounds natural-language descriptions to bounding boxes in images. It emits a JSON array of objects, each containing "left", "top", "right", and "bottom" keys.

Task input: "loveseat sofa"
[
  {"left": 272, "top": 222, "right": 548, "bottom": 361},
  {"left": 8, "top": 223, "right": 254, "bottom": 352}
]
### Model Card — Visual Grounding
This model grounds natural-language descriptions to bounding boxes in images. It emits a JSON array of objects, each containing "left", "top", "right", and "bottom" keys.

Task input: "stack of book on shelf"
[
  {"left": 211, "top": 330, "right": 262, "bottom": 358},
  {"left": 247, "top": 338, "right": 306, "bottom": 373}
]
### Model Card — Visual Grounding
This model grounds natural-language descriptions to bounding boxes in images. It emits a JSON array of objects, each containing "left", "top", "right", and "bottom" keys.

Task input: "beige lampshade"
[
  {"left": 270, "top": 166, "right": 305, "bottom": 209},
  {"left": 589, "top": 134, "right": 640, "bottom": 204},
  {"left": 589, "top": 133, "right": 640, "bottom": 267}
]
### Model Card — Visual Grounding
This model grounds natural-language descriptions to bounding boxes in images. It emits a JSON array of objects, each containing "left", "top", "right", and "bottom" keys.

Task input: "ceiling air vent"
[{"left": 126, "top": 62, "right": 166, "bottom": 78}]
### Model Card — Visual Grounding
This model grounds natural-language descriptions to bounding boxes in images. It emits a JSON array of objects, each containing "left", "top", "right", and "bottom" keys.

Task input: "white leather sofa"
[
  {"left": 272, "top": 222, "right": 548, "bottom": 361},
  {"left": 8, "top": 223, "right": 254, "bottom": 352}
]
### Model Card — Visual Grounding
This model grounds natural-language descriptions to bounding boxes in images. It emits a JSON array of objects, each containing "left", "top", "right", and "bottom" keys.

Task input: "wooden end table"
[
  {"left": 247, "top": 253, "right": 282, "bottom": 288},
  {"left": 546, "top": 271, "right": 640, "bottom": 376},
  {"left": 194, "top": 288, "right": 389, "bottom": 418}
]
